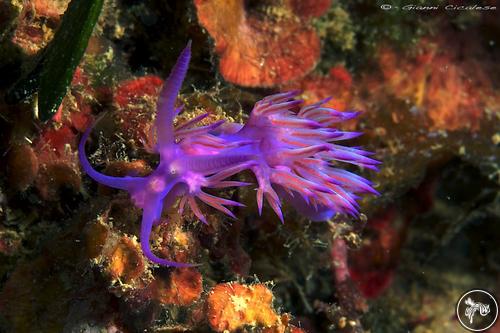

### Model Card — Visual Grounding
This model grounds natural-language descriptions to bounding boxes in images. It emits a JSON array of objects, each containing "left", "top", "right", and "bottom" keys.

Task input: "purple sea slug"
[{"left": 79, "top": 42, "right": 380, "bottom": 267}]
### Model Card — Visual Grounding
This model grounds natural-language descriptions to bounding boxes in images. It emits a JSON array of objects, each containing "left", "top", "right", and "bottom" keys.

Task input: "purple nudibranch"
[{"left": 79, "top": 42, "right": 380, "bottom": 267}]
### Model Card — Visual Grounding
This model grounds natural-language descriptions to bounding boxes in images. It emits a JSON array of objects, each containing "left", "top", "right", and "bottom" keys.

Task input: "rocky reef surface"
[{"left": 0, "top": 1, "right": 499, "bottom": 332}]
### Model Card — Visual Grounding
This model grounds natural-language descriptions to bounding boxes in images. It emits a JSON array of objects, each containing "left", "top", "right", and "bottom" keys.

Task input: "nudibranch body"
[{"left": 79, "top": 42, "right": 379, "bottom": 267}]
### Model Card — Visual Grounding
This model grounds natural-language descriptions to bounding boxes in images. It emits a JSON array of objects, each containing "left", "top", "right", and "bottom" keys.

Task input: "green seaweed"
[
  {"left": 38, "top": 0, "right": 103, "bottom": 121},
  {"left": 6, "top": 0, "right": 103, "bottom": 121}
]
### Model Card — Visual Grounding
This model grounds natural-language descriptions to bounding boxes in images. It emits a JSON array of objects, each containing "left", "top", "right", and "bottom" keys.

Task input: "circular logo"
[{"left": 456, "top": 289, "right": 498, "bottom": 332}]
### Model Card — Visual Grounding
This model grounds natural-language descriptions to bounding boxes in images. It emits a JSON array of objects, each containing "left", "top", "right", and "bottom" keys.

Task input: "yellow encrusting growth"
[{"left": 207, "top": 283, "right": 280, "bottom": 332}]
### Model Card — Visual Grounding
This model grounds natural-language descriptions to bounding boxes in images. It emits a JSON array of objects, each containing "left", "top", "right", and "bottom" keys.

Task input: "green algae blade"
[{"left": 37, "top": 0, "right": 103, "bottom": 121}]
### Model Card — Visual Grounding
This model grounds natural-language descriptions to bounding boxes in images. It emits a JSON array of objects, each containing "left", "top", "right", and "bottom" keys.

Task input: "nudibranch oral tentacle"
[
  {"left": 79, "top": 42, "right": 380, "bottom": 267},
  {"left": 139, "top": 185, "right": 196, "bottom": 267},
  {"left": 79, "top": 123, "right": 146, "bottom": 193}
]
